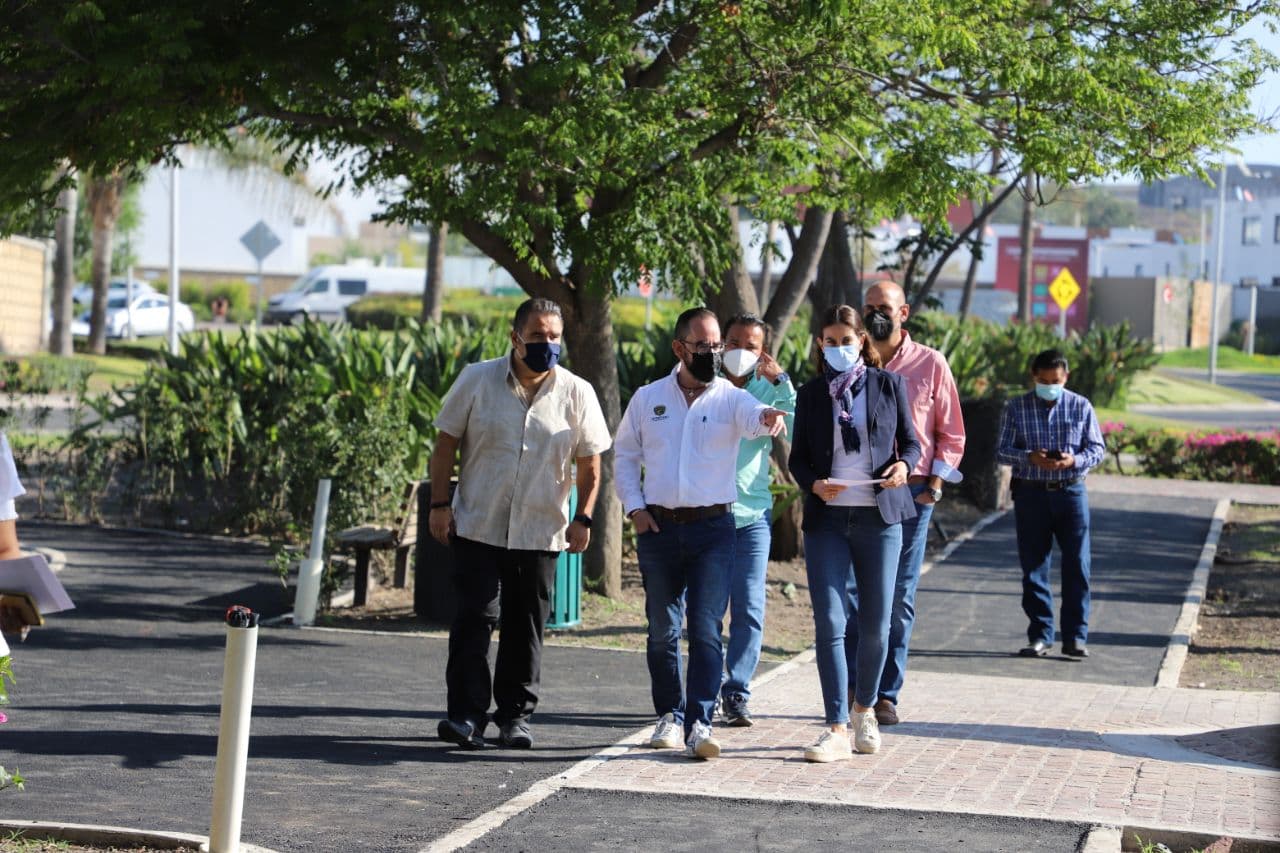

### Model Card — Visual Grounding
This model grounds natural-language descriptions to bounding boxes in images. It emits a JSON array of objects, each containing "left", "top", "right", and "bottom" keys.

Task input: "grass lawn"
[
  {"left": 1126, "top": 370, "right": 1263, "bottom": 406},
  {"left": 1157, "top": 346, "right": 1280, "bottom": 373},
  {"left": 1094, "top": 406, "right": 1194, "bottom": 433}
]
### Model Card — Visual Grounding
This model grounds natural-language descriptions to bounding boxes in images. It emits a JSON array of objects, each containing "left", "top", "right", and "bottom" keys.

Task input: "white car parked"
[
  {"left": 70, "top": 293, "right": 195, "bottom": 338},
  {"left": 71, "top": 279, "right": 156, "bottom": 306}
]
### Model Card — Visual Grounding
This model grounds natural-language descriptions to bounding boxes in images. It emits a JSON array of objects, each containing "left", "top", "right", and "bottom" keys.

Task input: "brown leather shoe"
[{"left": 874, "top": 698, "right": 899, "bottom": 726}]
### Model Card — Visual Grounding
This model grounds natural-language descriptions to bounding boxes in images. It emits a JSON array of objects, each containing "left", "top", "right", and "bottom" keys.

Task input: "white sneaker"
[
  {"left": 853, "top": 709, "right": 881, "bottom": 754},
  {"left": 803, "top": 729, "right": 852, "bottom": 763},
  {"left": 685, "top": 721, "right": 721, "bottom": 760},
  {"left": 650, "top": 713, "right": 683, "bottom": 749}
]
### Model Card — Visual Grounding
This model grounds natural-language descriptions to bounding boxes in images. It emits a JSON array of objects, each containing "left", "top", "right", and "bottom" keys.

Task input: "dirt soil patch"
[
  {"left": 1179, "top": 503, "right": 1280, "bottom": 692},
  {"left": 316, "top": 498, "right": 992, "bottom": 658},
  {"left": 0, "top": 841, "right": 198, "bottom": 853}
]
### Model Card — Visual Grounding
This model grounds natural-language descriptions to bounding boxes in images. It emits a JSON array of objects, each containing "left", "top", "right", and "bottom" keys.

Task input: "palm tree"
[{"left": 83, "top": 167, "right": 133, "bottom": 354}]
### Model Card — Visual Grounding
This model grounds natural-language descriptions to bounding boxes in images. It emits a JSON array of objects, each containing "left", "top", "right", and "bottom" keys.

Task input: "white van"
[{"left": 265, "top": 265, "right": 424, "bottom": 324}]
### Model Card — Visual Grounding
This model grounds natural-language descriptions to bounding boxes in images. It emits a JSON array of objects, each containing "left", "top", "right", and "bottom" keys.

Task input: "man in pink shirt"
[{"left": 845, "top": 280, "right": 966, "bottom": 725}]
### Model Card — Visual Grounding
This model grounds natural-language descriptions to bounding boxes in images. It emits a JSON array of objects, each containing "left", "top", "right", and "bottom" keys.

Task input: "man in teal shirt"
[{"left": 718, "top": 313, "right": 797, "bottom": 726}]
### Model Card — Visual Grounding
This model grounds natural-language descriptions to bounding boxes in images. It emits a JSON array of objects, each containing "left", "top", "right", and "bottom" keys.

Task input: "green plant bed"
[{"left": 1157, "top": 346, "right": 1280, "bottom": 373}]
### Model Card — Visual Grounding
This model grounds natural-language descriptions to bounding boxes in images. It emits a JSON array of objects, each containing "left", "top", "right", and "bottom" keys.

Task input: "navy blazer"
[{"left": 788, "top": 367, "right": 922, "bottom": 527}]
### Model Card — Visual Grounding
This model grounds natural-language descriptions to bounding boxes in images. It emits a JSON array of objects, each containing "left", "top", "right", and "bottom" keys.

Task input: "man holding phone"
[{"left": 996, "top": 349, "right": 1105, "bottom": 659}]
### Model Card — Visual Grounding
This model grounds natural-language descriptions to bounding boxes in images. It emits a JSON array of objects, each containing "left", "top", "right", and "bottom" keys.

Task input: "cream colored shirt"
[
  {"left": 0, "top": 432, "right": 24, "bottom": 522},
  {"left": 434, "top": 354, "right": 612, "bottom": 551}
]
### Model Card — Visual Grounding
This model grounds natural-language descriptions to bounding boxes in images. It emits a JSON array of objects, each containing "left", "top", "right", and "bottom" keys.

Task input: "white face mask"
[{"left": 721, "top": 348, "right": 759, "bottom": 378}]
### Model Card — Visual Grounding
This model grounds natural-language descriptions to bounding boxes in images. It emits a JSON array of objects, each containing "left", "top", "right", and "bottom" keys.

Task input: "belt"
[
  {"left": 1012, "top": 478, "right": 1082, "bottom": 491},
  {"left": 907, "top": 475, "right": 930, "bottom": 485},
  {"left": 646, "top": 503, "right": 731, "bottom": 525}
]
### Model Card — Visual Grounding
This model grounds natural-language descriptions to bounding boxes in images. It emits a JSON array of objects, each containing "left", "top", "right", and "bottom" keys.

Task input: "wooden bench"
[{"left": 335, "top": 480, "right": 421, "bottom": 607}]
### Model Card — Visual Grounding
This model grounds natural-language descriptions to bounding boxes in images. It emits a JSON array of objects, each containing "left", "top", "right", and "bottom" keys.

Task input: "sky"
[{"left": 315, "top": 16, "right": 1280, "bottom": 233}]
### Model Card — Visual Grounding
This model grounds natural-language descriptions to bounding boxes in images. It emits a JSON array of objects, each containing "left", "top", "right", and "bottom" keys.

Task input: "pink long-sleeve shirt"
[{"left": 882, "top": 331, "right": 966, "bottom": 483}]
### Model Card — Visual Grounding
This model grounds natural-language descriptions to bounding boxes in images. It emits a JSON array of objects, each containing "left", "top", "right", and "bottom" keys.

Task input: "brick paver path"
[{"left": 569, "top": 663, "right": 1280, "bottom": 841}]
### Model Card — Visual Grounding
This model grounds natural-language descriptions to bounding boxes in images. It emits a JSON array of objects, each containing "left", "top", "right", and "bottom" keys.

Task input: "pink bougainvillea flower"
[{"left": 0, "top": 712, "right": 7, "bottom": 724}]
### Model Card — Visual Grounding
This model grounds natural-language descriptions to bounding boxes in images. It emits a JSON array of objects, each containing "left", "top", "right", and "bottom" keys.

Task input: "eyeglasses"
[{"left": 679, "top": 339, "right": 725, "bottom": 355}]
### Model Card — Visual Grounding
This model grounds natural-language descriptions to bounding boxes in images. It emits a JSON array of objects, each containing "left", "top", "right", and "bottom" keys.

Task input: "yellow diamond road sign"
[{"left": 1049, "top": 268, "right": 1081, "bottom": 311}]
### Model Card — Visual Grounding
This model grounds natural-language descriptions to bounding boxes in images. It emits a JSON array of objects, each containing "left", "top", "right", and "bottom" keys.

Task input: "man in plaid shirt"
[{"left": 996, "top": 349, "right": 1105, "bottom": 659}]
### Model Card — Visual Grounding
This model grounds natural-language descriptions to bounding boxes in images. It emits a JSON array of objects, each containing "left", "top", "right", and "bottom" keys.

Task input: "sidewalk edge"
[
  {"left": 0, "top": 819, "right": 278, "bottom": 853},
  {"left": 1154, "top": 497, "right": 1230, "bottom": 688}
]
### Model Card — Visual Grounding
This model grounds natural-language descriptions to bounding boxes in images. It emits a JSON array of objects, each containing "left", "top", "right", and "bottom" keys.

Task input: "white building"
[{"left": 134, "top": 152, "right": 347, "bottom": 279}]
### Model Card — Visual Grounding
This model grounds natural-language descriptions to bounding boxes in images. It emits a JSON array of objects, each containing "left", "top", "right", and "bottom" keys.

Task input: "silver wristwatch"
[{"left": 928, "top": 486, "right": 943, "bottom": 502}]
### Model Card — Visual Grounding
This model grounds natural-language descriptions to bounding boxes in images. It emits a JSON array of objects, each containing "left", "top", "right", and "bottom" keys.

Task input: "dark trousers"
[
  {"left": 445, "top": 537, "right": 557, "bottom": 730},
  {"left": 1012, "top": 481, "right": 1092, "bottom": 646}
]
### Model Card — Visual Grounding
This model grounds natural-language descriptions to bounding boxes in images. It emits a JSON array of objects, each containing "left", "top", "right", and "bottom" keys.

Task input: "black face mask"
[
  {"left": 686, "top": 350, "right": 722, "bottom": 383},
  {"left": 865, "top": 309, "right": 895, "bottom": 342}
]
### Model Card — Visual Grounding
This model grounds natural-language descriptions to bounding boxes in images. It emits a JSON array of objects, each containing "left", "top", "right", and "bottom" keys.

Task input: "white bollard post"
[
  {"left": 292, "top": 478, "right": 331, "bottom": 627},
  {"left": 206, "top": 606, "right": 259, "bottom": 853}
]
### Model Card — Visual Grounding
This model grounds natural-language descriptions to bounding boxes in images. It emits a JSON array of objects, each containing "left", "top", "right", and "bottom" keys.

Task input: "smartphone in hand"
[{"left": 1045, "top": 450, "right": 1064, "bottom": 460}]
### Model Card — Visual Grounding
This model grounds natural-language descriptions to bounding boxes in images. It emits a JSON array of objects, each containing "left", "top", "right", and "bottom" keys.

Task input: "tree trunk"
[
  {"left": 563, "top": 285, "right": 623, "bottom": 599},
  {"left": 960, "top": 147, "right": 1005, "bottom": 320},
  {"left": 86, "top": 171, "right": 127, "bottom": 354},
  {"left": 421, "top": 221, "right": 447, "bottom": 324},
  {"left": 762, "top": 206, "right": 833, "bottom": 347},
  {"left": 758, "top": 220, "right": 778, "bottom": 307},
  {"left": 1018, "top": 170, "right": 1036, "bottom": 324},
  {"left": 809, "top": 210, "right": 858, "bottom": 336},
  {"left": 49, "top": 170, "right": 77, "bottom": 356},
  {"left": 708, "top": 203, "right": 759, "bottom": 321}
]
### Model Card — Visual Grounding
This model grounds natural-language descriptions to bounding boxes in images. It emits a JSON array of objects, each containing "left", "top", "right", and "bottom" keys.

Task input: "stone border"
[
  {"left": 0, "top": 818, "right": 278, "bottom": 852},
  {"left": 1154, "top": 497, "right": 1230, "bottom": 688}
]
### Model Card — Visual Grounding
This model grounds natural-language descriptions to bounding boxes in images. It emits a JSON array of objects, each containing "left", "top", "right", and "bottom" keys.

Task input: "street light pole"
[{"left": 1208, "top": 161, "right": 1227, "bottom": 385}]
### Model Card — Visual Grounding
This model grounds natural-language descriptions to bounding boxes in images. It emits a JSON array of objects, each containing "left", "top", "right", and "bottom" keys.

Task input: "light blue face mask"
[
  {"left": 1035, "top": 382, "right": 1065, "bottom": 402},
  {"left": 823, "top": 345, "right": 863, "bottom": 373}
]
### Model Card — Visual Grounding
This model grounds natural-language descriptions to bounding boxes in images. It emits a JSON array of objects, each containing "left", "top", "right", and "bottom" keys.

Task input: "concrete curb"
[
  {"left": 1078, "top": 825, "right": 1121, "bottom": 853},
  {"left": 1154, "top": 497, "right": 1230, "bottom": 688},
  {"left": 1119, "top": 824, "right": 1278, "bottom": 853},
  {"left": 0, "top": 818, "right": 279, "bottom": 852}
]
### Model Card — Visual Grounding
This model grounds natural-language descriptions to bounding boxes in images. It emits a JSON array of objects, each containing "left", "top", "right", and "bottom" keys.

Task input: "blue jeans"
[
  {"left": 845, "top": 483, "right": 933, "bottom": 705},
  {"left": 804, "top": 506, "right": 902, "bottom": 724},
  {"left": 1012, "top": 480, "right": 1091, "bottom": 646},
  {"left": 722, "top": 511, "right": 771, "bottom": 701},
  {"left": 636, "top": 512, "right": 736, "bottom": 736}
]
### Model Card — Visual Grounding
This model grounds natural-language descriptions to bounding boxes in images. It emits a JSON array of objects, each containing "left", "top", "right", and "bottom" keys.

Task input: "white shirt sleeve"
[
  {"left": 731, "top": 388, "right": 770, "bottom": 439},
  {"left": 612, "top": 391, "right": 647, "bottom": 516},
  {"left": 0, "top": 433, "right": 24, "bottom": 522},
  {"left": 432, "top": 364, "right": 477, "bottom": 438},
  {"left": 573, "top": 380, "right": 613, "bottom": 459}
]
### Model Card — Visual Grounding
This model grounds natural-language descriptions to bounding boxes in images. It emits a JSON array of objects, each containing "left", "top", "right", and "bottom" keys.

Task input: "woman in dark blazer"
[{"left": 789, "top": 304, "right": 920, "bottom": 763}]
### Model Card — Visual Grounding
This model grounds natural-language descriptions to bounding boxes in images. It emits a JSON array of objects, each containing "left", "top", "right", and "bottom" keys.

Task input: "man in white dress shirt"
[{"left": 614, "top": 307, "right": 788, "bottom": 759}]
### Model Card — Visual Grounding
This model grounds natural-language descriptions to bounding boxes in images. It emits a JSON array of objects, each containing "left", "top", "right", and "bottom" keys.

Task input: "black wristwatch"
[
  {"left": 772, "top": 371, "right": 790, "bottom": 387},
  {"left": 573, "top": 513, "right": 593, "bottom": 528},
  {"left": 430, "top": 500, "right": 452, "bottom": 510}
]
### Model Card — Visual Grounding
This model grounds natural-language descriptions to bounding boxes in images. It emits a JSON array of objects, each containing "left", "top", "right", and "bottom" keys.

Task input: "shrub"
[
  {"left": 347, "top": 294, "right": 422, "bottom": 329},
  {"left": 1100, "top": 421, "right": 1279, "bottom": 485}
]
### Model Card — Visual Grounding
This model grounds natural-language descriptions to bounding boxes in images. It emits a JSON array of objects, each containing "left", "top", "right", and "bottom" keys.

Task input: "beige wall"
[{"left": 0, "top": 236, "right": 49, "bottom": 356}]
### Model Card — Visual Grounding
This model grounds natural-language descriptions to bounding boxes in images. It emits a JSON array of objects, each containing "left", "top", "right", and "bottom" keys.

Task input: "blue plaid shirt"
[{"left": 996, "top": 389, "right": 1105, "bottom": 481}]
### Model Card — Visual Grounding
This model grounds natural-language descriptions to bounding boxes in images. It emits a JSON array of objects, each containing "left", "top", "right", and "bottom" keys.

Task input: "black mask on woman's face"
[
  {"left": 686, "top": 350, "right": 722, "bottom": 383},
  {"left": 865, "top": 309, "right": 895, "bottom": 342}
]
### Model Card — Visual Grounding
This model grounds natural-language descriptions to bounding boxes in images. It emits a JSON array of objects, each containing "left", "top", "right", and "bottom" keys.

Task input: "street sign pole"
[
  {"left": 1048, "top": 267, "right": 1081, "bottom": 339},
  {"left": 255, "top": 258, "right": 264, "bottom": 326}
]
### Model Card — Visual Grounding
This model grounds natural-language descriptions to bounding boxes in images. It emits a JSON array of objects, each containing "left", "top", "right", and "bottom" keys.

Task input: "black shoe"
[
  {"left": 1063, "top": 642, "right": 1090, "bottom": 658},
  {"left": 499, "top": 720, "right": 533, "bottom": 749},
  {"left": 437, "top": 718, "right": 486, "bottom": 750},
  {"left": 1019, "top": 639, "right": 1052, "bottom": 657},
  {"left": 722, "top": 692, "right": 753, "bottom": 727}
]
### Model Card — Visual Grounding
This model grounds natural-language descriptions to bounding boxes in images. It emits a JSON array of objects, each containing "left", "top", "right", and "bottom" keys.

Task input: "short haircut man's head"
[
  {"left": 674, "top": 306, "right": 717, "bottom": 341},
  {"left": 723, "top": 312, "right": 771, "bottom": 350},
  {"left": 1031, "top": 349, "right": 1069, "bottom": 374},
  {"left": 513, "top": 298, "right": 563, "bottom": 335}
]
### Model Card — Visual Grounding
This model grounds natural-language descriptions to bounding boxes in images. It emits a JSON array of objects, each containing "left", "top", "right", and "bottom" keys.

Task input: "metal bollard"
[
  {"left": 205, "top": 605, "right": 259, "bottom": 853},
  {"left": 293, "top": 478, "right": 331, "bottom": 627}
]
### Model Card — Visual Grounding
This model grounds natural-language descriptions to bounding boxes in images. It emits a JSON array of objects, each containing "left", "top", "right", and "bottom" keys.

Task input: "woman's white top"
[
  {"left": 0, "top": 432, "right": 25, "bottom": 522},
  {"left": 827, "top": 389, "right": 877, "bottom": 507}
]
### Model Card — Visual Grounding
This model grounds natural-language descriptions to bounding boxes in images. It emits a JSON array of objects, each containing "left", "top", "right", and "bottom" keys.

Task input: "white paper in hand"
[
  {"left": 0, "top": 553, "right": 74, "bottom": 614},
  {"left": 827, "top": 477, "right": 886, "bottom": 487}
]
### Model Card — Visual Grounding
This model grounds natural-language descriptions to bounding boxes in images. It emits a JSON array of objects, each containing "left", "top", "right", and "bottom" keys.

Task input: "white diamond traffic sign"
[{"left": 1049, "top": 268, "right": 1081, "bottom": 311}]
